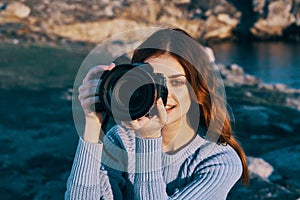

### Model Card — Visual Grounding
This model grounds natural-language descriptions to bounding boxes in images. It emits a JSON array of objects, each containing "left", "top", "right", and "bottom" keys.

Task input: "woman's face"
[{"left": 145, "top": 54, "right": 192, "bottom": 125}]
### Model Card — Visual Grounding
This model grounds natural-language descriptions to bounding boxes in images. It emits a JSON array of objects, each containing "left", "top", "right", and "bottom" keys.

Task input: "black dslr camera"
[{"left": 95, "top": 63, "right": 168, "bottom": 121}]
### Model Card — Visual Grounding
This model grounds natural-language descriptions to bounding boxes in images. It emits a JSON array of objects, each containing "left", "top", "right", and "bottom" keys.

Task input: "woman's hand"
[
  {"left": 121, "top": 98, "right": 167, "bottom": 138},
  {"left": 78, "top": 63, "right": 115, "bottom": 143}
]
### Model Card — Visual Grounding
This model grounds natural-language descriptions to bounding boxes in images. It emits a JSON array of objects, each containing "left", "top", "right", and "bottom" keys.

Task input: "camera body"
[{"left": 95, "top": 63, "right": 168, "bottom": 121}]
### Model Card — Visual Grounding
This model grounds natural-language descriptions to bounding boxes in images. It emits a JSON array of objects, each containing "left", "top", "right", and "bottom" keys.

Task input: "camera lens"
[
  {"left": 99, "top": 64, "right": 158, "bottom": 121},
  {"left": 129, "top": 83, "right": 155, "bottom": 116},
  {"left": 114, "top": 77, "right": 143, "bottom": 107}
]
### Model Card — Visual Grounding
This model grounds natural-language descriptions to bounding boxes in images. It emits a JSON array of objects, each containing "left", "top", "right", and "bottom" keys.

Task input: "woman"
[{"left": 65, "top": 28, "right": 249, "bottom": 199}]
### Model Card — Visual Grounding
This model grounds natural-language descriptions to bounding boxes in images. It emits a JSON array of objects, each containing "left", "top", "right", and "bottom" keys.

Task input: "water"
[
  {"left": 0, "top": 44, "right": 84, "bottom": 199},
  {"left": 211, "top": 41, "right": 300, "bottom": 89},
  {"left": 1, "top": 42, "right": 299, "bottom": 90},
  {"left": 0, "top": 44, "right": 87, "bottom": 90}
]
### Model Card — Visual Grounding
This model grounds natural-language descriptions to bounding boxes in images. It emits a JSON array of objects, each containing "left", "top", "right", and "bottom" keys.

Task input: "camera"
[{"left": 95, "top": 63, "right": 168, "bottom": 121}]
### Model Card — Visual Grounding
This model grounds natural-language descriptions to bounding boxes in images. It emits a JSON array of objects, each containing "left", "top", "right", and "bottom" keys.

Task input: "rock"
[
  {"left": 245, "top": 91, "right": 253, "bottom": 97},
  {"left": 217, "top": 64, "right": 260, "bottom": 86},
  {"left": 204, "top": 15, "right": 239, "bottom": 40},
  {"left": 274, "top": 83, "right": 288, "bottom": 91},
  {"left": 244, "top": 74, "right": 260, "bottom": 85},
  {"left": 253, "top": 0, "right": 266, "bottom": 14},
  {"left": 251, "top": 0, "right": 295, "bottom": 38},
  {"left": 1, "top": 2, "right": 31, "bottom": 19},
  {"left": 235, "top": 105, "right": 271, "bottom": 127},
  {"left": 273, "top": 122, "right": 293, "bottom": 132},
  {"left": 286, "top": 97, "right": 300, "bottom": 110},
  {"left": 173, "top": 0, "right": 191, "bottom": 5},
  {"left": 230, "top": 64, "right": 244, "bottom": 75},
  {"left": 124, "top": 0, "right": 161, "bottom": 23},
  {"left": 158, "top": 16, "right": 204, "bottom": 39},
  {"left": 217, "top": 13, "right": 239, "bottom": 27},
  {"left": 258, "top": 83, "right": 275, "bottom": 90},
  {"left": 33, "top": 180, "right": 66, "bottom": 199},
  {"left": 247, "top": 157, "right": 274, "bottom": 179},
  {"left": 1, "top": 0, "right": 300, "bottom": 45},
  {"left": 48, "top": 19, "right": 146, "bottom": 43},
  {"left": 104, "top": 5, "right": 114, "bottom": 17},
  {"left": 262, "top": 145, "right": 300, "bottom": 191},
  {"left": 229, "top": 174, "right": 300, "bottom": 199},
  {"left": 162, "top": 3, "right": 185, "bottom": 19},
  {"left": 296, "top": 15, "right": 300, "bottom": 26}
]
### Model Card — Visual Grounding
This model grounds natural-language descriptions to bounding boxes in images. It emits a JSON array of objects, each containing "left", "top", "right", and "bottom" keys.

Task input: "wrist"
[
  {"left": 137, "top": 129, "right": 161, "bottom": 139},
  {"left": 83, "top": 116, "right": 101, "bottom": 143}
]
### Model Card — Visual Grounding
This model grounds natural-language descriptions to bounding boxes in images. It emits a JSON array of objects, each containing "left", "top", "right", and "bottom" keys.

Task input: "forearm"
[{"left": 83, "top": 116, "right": 101, "bottom": 143}]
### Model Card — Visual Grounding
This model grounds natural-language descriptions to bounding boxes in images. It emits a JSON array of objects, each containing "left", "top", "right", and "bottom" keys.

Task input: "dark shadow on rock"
[
  {"left": 228, "top": 174, "right": 300, "bottom": 200},
  {"left": 283, "top": 24, "right": 300, "bottom": 42},
  {"left": 226, "top": 0, "right": 258, "bottom": 40}
]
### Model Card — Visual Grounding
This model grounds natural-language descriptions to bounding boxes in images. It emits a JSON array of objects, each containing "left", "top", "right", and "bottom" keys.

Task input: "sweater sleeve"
[
  {"left": 170, "top": 145, "right": 243, "bottom": 200},
  {"left": 134, "top": 136, "right": 168, "bottom": 199},
  {"left": 134, "top": 139, "right": 243, "bottom": 200},
  {"left": 64, "top": 137, "right": 114, "bottom": 200}
]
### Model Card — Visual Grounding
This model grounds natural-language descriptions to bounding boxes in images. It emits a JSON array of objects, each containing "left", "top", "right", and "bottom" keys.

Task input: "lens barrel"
[{"left": 96, "top": 63, "right": 168, "bottom": 121}]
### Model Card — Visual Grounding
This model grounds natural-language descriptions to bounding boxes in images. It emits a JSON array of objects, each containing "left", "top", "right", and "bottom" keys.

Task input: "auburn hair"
[{"left": 131, "top": 28, "right": 249, "bottom": 185}]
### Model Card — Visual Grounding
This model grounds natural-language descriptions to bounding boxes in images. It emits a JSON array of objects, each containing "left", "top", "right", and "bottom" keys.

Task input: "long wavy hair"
[{"left": 131, "top": 28, "right": 249, "bottom": 185}]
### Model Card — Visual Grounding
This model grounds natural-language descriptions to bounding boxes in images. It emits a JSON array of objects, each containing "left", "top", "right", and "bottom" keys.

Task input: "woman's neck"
[{"left": 161, "top": 115, "right": 196, "bottom": 154}]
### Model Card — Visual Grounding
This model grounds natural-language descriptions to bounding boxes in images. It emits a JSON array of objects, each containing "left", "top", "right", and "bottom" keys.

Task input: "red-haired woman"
[{"left": 65, "top": 28, "right": 249, "bottom": 200}]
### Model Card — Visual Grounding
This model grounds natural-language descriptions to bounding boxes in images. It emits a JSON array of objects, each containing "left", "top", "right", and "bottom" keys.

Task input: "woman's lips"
[{"left": 165, "top": 105, "right": 175, "bottom": 112}]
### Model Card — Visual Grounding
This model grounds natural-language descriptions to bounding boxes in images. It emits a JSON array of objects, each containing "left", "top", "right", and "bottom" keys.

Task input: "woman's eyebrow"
[{"left": 168, "top": 74, "right": 186, "bottom": 78}]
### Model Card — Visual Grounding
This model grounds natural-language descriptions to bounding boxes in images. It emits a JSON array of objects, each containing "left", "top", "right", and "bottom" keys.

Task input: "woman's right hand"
[{"left": 78, "top": 63, "right": 115, "bottom": 143}]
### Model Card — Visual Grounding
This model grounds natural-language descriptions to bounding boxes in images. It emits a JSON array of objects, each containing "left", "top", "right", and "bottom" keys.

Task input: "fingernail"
[
  {"left": 110, "top": 63, "right": 116, "bottom": 69},
  {"left": 157, "top": 98, "right": 163, "bottom": 105}
]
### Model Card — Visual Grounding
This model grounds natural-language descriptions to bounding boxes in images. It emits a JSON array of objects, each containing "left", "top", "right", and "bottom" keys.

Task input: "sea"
[{"left": 211, "top": 41, "right": 300, "bottom": 89}]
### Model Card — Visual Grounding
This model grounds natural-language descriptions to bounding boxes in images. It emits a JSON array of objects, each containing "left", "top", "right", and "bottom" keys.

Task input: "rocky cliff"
[{"left": 0, "top": 0, "right": 299, "bottom": 45}]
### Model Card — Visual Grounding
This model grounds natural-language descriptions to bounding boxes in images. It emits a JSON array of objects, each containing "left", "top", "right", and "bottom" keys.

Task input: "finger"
[
  {"left": 108, "top": 63, "right": 116, "bottom": 70},
  {"left": 156, "top": 98, "right": 167, "bottom": 124},
  {"left": 122, "top": 120, "right": 143, "bottom": 130},
  {"left": 136, "top": 116, "right": 151, "bottom": 128},
  {"left": 80, "top": 96, "right": 100, "bottom": 109},
  {"left": 78, "top": 85, "right": 98, "bottom": 101},
  {"left": 83, "top": 65, "right": 110, "bottom": 83},
  {"left": 78, "top": 79, "right": 99, "bottom": 93}
]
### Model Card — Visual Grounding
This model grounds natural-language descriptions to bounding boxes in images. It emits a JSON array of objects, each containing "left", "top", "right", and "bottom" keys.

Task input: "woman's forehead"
[{"left": 144, "top": 55, "right": 185, "bottom": 76}]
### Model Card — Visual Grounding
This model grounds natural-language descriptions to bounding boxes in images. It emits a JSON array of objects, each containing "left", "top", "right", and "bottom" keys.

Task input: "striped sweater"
[{"left": 65, "top": 125, "right": 242, "bottom": 200}]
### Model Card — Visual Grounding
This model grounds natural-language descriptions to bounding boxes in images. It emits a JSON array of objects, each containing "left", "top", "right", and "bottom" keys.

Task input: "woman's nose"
[{"left": 167, "top": 88, "right": 174, "bottom": 100}]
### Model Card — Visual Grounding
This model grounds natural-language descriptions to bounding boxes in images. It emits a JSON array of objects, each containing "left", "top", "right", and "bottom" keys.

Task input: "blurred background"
[{"left": 0, "top": 0, "right": 299, "bottom": 199}]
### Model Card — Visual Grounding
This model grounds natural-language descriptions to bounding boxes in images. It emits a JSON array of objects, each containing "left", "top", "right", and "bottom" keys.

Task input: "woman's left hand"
[{"left": 121, "top": 98, "right": 167, "bottom": 138}]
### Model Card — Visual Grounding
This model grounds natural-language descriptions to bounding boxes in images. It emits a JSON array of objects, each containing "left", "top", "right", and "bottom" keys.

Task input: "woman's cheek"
[{"left": 172, "top": 87, "right": 191, "bottom": 113}]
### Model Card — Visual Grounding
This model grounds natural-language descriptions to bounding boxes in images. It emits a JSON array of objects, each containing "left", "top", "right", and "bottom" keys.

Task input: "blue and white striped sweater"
[{"left": 65, "top": 125, "right": 242, "bottom": 199}]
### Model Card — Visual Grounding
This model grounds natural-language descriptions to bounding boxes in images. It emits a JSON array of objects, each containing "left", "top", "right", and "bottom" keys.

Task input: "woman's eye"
[{"left": 170, "top": 79, "right": 185, "bottom": 87}]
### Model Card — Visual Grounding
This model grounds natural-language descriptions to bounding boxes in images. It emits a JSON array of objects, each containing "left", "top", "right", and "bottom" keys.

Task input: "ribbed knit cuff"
[
  {"left": 135, "top": 137, "right": 162, "bottom": 180},
  {"left": 70, "top": 137, "right": 103, "bottom": 186}
]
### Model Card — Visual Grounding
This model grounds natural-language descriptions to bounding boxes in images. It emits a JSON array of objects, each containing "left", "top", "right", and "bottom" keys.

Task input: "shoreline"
[
  {"left": 1, "top": 41, "right": 299, "bottom": 112},
  {"left": 1, "top": 0, "right": 300, "bottom": 47}
]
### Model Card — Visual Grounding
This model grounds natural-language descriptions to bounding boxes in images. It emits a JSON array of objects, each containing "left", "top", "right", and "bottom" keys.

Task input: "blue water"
[
  {"left": 211, "top": 41, "right": 300, "bottom": 89},
  {"left": 0, "top": 42, "right": 299, "bottom": 89},
  {"left": 0, "top": 44, "right": 87, "bottom": 90}
]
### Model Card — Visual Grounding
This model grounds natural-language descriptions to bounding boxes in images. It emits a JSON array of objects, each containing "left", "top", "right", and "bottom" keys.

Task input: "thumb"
[{"left": 156, "top": 98, "right": 167, "bottom": 124}]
